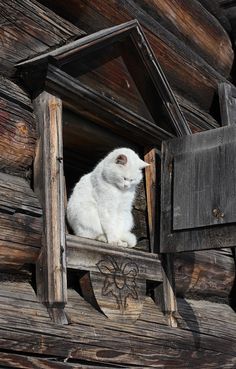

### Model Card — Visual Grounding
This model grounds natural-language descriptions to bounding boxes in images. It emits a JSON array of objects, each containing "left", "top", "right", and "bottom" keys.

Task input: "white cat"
[{"left": 67, "top": 148, "right": 148, "bottom": 248}]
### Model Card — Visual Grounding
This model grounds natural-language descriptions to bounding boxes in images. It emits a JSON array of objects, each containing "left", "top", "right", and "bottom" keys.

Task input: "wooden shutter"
[{"left": 160, "top": 125, "right": 236, "bottom": 253}]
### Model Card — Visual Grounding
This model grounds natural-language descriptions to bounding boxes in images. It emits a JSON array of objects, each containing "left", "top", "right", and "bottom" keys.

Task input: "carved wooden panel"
[
  {"left": 92, "top": 257, "right": 145, "bottom": 322},
  {"left": 67, "top": 235, "right": 162, "bottom": 321}
]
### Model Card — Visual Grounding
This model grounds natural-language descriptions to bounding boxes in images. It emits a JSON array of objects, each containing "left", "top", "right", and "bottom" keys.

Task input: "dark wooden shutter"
[{"left": 160, "top": 125, "right": 236, "bottom": 253}]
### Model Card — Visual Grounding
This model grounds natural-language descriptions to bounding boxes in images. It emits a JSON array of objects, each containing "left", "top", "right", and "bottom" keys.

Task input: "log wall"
[
  {"left": 0, "top": 281, "right": 235, "bottom": 368},
  {"left": 0, "top": 0, "right": 235, "bottom": 368}
]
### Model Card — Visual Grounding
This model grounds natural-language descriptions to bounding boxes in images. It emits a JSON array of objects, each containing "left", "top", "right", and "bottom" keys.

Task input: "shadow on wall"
[{"left": 177, "top": 297, "right": 201, "bottom": 349}]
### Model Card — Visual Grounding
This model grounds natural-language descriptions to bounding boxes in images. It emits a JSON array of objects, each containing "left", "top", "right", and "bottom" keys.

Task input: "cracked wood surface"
[{"left": 0, "top": 281, "right": 235, "bottom": 367}]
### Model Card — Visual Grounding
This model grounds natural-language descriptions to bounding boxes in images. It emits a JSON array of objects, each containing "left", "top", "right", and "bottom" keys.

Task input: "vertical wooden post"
[
  {"left": 144, "top": 148, "right": 159, "bottom": 253},
  {"left": 159, "top": 254, "right": 177, "bottom": 327},
  {"left": 145, "top": 148, "right": 177, "bottom": 327},
  {"left": 34, "top": 91, "right": 68, "bottom": 324},
  {"left": 218, "top": 83, "right": 236, "bottom": 127},
  {"left": 218, "top": 82, "right": 236, "bottom": 305}
]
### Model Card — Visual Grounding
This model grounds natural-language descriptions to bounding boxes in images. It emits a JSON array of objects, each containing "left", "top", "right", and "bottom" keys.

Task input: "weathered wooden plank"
[
  {"left": 173, "top": 142, "right": 236, "bottom": 230},
  {"left": 161, "top": 125, "right": 236, "bottom": 252},
  {"left": 0, "top": 172, "right": 42, "bottom": 269},
  {"left": 198, "top": 0, "right": 232, "bottom": 31},
  {"left": 0, "top": 282, "right": 235, "bottom": 367},
  {"left": 0, "top": 80, "right": 36, "bottom": 177},
  {"left": 134, "top": 0, "right": 233, "bottom": 75},
  {"left": 175, "top": 248, "right": 235, "bottom": 299},
  {"left": 219, "top": 82, "right": 236, "bottom": 126},
  {"left": 0, "top": 76, "right": 32, "bottom": 111},
  {"left": 0, "top": 353, "right": 125, "bottom": 369},
  {"left": 66, "top": 234, "right": 162, "bottom": 282},
  {"left": 33, "top": 92, "right": 67, "bottom": 322},
  {"left": 0, "top": 0, "right": 85, "bottom": 77}
]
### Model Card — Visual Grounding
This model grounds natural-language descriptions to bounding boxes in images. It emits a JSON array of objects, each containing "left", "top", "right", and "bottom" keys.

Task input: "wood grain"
[
  {"left": 134, "top": 0, "right": 233, "bottom": 75},
  {"left": 0, "top": 78, "right": 36, "bottom": 178},
  {"left": 66, "top": 234, "right": 162, "bottom": 282},
  {"left": 0, "top": 281, "right": 235, "bottom": 367},
  {"left": 175, "top": 248, "right": 235, "bottom": 299},
  {"left": 219, "top": 82, "right": 236, "bottom": 126},
  {"left": 161, "top": 125, "right": 236, "bottom": 252},
  {"left": 0, "top": 172, "right": 42, "bottom": 269},
  {"left": 144, "top": 149, "right": 159, "bottom": 253},
  {"left": 0, "top": 0, "right": 85, "bottom": 77},
  {"left": 33, "top": 92, "right": 67, "bottom": 322}
]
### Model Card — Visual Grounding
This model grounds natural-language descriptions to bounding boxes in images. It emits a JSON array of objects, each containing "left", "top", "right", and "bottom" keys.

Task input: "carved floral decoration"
[{"left": 97, "top": 256, "right": 139, "bottom": 313}]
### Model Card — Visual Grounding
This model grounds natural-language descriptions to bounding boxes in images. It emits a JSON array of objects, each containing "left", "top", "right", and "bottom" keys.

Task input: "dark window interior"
[{"left": 63, "top": 108, "right": 150, "bottom": 251}]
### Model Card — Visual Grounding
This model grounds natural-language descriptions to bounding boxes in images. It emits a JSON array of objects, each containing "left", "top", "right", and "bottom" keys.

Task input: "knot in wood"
[{"left": 212, "top": 208, "right": 225, "bottom": 219}]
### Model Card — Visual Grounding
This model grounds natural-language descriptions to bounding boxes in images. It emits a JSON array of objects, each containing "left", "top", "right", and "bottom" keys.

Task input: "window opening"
[{"left": 17, "top": 20, "right": 188, "bottom": 325}]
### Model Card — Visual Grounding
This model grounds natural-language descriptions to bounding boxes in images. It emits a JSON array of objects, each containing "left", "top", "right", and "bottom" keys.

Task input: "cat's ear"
[
  {"left": 139, "top": 159, "right": 150, "bottom": 169},
  {"left": 116, "top": 154, "right": 127, "bottom": 165}
]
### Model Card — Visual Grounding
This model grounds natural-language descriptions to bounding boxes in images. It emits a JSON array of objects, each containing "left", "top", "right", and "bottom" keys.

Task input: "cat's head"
[{"left": 102, "top": 148, "right": 149, "bottom": 191}]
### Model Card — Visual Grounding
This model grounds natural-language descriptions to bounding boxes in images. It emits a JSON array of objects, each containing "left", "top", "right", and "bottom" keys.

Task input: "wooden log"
[
  {"left": 0, "top": 0, "right": 85, "bottom": 77},
  {"left": 38, "top": 0, "right": 233, "bottom": 113},
  {"left": 175, "top": 249, "right": 235, "bottom": 299},
  {"left": 0, "top": 352, "right": 123, "bottom": 369},
  {"left": 33, "top": 91, "right": 67, "bottom": 323},
  {"left": 0, "top": 78, "right": 36, "bottom": 178},
  {"left": 0, "top": 172, "right": 42, "bottom": 269},
  {"left": 197, "top": 0, "right": 231, "bottom": 32},
  {"left": 133, "top": 0, "right": 233, "bottom": 76},
  {"left": 0, "top": 281, "right": 235, "bottom": 368}
]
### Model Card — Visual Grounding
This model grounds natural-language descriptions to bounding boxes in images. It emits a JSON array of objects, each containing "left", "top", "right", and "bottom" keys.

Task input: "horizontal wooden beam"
[{"left": 66, "top": 234, "right": 163, "bottom": 281}]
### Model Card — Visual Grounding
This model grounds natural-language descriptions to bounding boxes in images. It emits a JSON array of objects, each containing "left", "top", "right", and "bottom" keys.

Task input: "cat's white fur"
[{"left": 67, "top": 148, "right": 148, "bottom": 248}]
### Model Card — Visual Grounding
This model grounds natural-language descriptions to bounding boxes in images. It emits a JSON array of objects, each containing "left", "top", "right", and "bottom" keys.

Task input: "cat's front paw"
[
  {"left": 117, "top": 240, "right": 128, "bottom": 247},
  {"left": 96, "top": 234, "right": 107, "bottom": 243},
  {"left": 110, "top": 240, "right": 128, "bottom": 247},
  {"left": 122, "top": 232, "right": 137, "bottom": 248}
]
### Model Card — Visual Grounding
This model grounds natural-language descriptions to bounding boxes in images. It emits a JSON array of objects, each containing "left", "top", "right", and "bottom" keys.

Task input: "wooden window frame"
[{"left": 18, "top": 20, "right": 189, "bottom": 324}]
